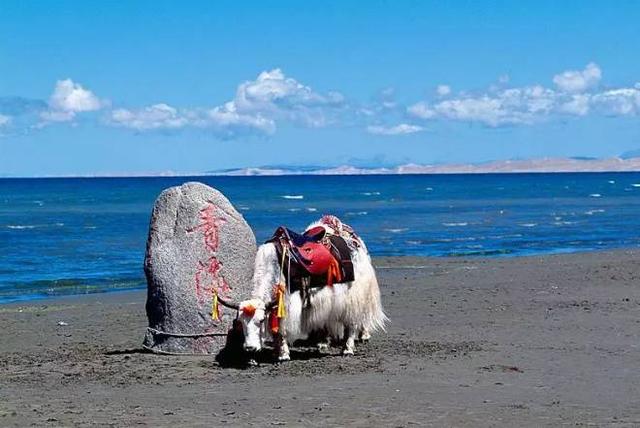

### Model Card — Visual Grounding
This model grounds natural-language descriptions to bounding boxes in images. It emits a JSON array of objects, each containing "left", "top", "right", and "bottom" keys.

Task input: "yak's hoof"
[
  {"left": 342, "top": 348, "right": 355, "bottom": 356},
  {"left": 277, "top": 355, "right": 291, "bottom": 362},
  {"left": 248, "top": 358, "right": 258, "bottom": 366},
  {"left": 359, "top": 332, "right": 371, "bottom": 342},
  {"left": 317, "top": 342, "right": 329, "bottom": 351}
]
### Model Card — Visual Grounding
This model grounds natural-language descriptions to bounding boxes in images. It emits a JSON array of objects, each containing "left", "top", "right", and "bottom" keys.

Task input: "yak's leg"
[
  {"left": 316, "top": 330, "right": 331, "bottom": 351},
  {"left": 317, "top": 339, "right": 330, "bottom": 351},
  {"left": 359, "top": 327, "right": 371, "bottom": 342},
  {"left": 342, "top": 325, "right": 357, "bottom": 355},
  {"left": 275, "top": 332, "right": 290, "bottom": 362},
  {"left": 308, "top": 328, "right": 330, "bottom": 351}
]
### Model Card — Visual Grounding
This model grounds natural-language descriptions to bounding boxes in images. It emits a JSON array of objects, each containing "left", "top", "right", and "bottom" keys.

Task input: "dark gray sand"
[{"left": 2, "top": 250, "right": 640, "bottom": 427}]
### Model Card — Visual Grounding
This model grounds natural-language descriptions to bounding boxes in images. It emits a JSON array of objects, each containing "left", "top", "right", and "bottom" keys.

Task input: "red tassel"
[
  {"left": 270, "top": 309, "right": 279, "bottom": 334},
  {"left": 327, "top": 258, "right": 342, "bottom": 286}
]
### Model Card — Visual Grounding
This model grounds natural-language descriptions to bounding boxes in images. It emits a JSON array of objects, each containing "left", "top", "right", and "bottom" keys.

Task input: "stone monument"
[{"left": 142, "top": 182, "right": 256, "bottom": 355}]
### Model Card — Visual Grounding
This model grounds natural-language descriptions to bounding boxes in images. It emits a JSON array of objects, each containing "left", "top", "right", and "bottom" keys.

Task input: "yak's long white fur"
[
  {"left": 305, "top": 219, "right": 388, "bottom": 338},
  {"left": 250, "top": 242, "right": 281, "bottom": 302},
  {"left": 247, "top": 219, "right": 388, "bottom": 345}
]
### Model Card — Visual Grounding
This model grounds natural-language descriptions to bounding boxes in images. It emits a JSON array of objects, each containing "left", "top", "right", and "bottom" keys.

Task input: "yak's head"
[
  {"left": 237, "top": 298, "right": 268, "bottom": 352},
  {"left": 218, "top": 296, "right": 276, "bottom": 353}
]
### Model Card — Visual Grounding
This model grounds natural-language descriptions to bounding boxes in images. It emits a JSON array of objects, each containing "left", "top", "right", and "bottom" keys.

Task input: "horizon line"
[{"left": 4, "top": 156, "right": 640, "bottom": 179}]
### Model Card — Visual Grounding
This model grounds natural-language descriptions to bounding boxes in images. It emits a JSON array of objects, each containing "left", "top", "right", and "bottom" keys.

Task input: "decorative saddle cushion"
[{"left": 266, "top": 226, "right": 355, "bottom": 292}]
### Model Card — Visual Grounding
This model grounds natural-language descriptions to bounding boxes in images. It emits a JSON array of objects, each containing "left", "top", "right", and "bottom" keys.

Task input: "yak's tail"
[{"left": 343, "top": 248, "right": 389, "bottom": 334}]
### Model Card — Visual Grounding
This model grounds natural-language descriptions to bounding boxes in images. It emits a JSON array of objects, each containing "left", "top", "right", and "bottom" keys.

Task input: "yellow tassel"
[
  {"left": 212, "top": 292, "right": 220, "bottom": 321},
  {"left": 276, "top": 283, "right": 286, "bottom": 318}
]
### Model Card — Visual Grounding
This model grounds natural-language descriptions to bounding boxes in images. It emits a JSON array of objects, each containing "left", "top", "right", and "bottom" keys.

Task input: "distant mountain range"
[
  {"left": 6, "top": 156, "right": 640, "bottom": 178},
  {"left": 206, "top": 157, "right": 640, "bottom": 176}
]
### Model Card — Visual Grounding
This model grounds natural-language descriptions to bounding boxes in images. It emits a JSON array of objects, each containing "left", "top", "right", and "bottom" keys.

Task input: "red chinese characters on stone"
[
  {"left": 196, "top": 204, "right": 225, "bottom": 252},
  {"left": 188, "top": 203, "right": 229, "bottom": 309}
]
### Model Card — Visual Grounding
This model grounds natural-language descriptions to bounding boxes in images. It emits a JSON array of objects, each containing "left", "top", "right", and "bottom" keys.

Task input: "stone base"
[{"left": 142, "top": 327, "right": 228, "bottom": 355}]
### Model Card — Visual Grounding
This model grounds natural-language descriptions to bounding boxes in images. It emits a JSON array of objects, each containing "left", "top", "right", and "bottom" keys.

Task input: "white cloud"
[
  {"left": 436, "top": 85, "right": 451, "bottom": 96},
  {"left": 236, "top": 69, "right": 324, "bottom": 109},
  {"left": 407, "top": 102, "right": 436, "bottom": 119},
  {"left": 367, "top": 123, "right": 424, "bottom": 135},
  {"left": 49, "top": 79, "right": 104, "bottom": 113},
  {"left": 406, "top": 63, "right": 640, "bottom": 127},
  {"left": 231, "top": 68, "right": 345, "bottom": 127},
  {"left": 110, "top": 104, "right": 189, "bottom": 130},
  {"left": 408, "top": 85, "right": 557, "bottom": 127},
  {"left": 558, "top": 94, "right": 591, "bottom": 116},
  {"left": 109, "top": 102, "right": 276, "bottom": 136},
  {"left": 553, "top": 63, "right": 601, "bottom": 93},
  {"left": 39, "top": 79, "right": 106, "bottom": 124},
  {"left": 591, "top": 86, "right": 640, "bottom": 116},
  {"left": 434, "top": 96, "right": 519, "bottom": 126},
  {"left": 13, "top": 63, "right": 640, "bottom": 138},
  {"left": 106, "top": 69, "right": 343, "bottom": 136},
  {"left": 0, "top": 114, "right": 11, "bottom": 127},
  {"left": 205, "top": 101, "right": 276, "bottom": 135}
]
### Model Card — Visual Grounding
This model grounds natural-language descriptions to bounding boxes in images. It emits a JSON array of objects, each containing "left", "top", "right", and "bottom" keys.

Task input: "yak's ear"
[{"left": 241, "top": 304, "right": 256, "bottom": 317}]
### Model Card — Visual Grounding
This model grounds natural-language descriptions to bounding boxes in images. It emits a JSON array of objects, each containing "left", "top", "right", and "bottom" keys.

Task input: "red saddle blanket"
[{"left": 266, "top": 226, "right": 355, "bottom": 292}]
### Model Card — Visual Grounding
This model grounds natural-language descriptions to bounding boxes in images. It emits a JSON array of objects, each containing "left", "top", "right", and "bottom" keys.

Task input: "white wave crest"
[
  {"left": 281, "top": 195, "right": 304, "bottom": 200},
  {"left": 6, "top": 223, "right": 65, "bottom": 230},
  {"left": 443, "top": 222, "right": 468, "bottom": 227},
  {"left": 585, "top": 209, "right": 605, "bottom": 215},
  {"left": 384, "top": 228, "right": 408, "bottom": 233}
]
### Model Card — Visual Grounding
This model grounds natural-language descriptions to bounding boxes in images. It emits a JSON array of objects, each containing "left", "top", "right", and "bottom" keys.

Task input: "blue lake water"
[{"left": 2, "top": 173, "right": 640, "bottom": 303}]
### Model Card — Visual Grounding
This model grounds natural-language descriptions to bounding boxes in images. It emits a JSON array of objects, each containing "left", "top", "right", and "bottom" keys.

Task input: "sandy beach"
[{"left": 2, "top": 249, "right": 640, "bottom": 427}]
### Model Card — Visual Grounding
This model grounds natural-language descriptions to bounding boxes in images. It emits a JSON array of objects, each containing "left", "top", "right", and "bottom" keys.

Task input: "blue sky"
[{"left": 1, "top": 1, "right": 640, "bottom": 176}]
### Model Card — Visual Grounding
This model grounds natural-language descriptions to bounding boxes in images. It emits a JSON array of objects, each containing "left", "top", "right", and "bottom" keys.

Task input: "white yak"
[{"left": 219, "top": 215, "right": 387, "bottom": 361}]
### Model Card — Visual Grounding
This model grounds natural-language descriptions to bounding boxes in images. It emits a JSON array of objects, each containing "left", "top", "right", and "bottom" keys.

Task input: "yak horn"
[{"left": 217, "top": 295, "right": 240, "bottom": 310}]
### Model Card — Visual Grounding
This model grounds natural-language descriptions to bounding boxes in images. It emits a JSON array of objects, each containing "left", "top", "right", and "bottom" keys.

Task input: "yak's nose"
[{"left": 244, "top": 345, "right": 259, "bottom": 353}]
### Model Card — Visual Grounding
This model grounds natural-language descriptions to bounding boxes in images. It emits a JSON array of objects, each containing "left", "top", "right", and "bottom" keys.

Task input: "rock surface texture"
[{"left": 142, "top": 182, "right": 256, "bottom": 354}]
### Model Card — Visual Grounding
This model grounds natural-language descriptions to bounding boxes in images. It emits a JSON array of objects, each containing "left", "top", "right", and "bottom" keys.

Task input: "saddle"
[{"left": 266, "top": 225, "right": 355, "bottom": 302}]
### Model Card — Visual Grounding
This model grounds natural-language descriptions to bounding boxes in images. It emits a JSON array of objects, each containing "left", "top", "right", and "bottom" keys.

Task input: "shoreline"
[
  {"left": 2, "top": 247, "right": 638, "bottom": 306},
  {"left": 3, "top": 248, "right": 640, "bottom": 426}
]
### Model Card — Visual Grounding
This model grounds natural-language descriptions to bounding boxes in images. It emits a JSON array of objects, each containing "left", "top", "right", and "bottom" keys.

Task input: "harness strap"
[
  {"left": 270, "top": 246, "right": 289, "bottom": 334},
  {"left": 278, "top": 244, "right": 288, "bottom": 285}
]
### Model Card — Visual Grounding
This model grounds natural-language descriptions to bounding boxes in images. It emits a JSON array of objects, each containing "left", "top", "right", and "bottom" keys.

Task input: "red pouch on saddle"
[{"left": 295, "top": 242, "right": 334, "bottom": 275}]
